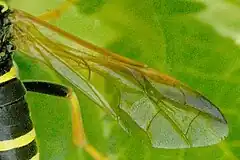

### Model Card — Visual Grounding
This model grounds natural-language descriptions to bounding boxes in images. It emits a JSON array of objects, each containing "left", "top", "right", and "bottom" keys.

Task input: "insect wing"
[{"left": 11, "top": 9, "right": 228, "bottom": 148}]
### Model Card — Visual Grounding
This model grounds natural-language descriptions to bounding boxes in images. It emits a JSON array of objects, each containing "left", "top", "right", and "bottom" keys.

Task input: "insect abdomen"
[{"left": 0, "top": 78, "right": 38, "bottom": 160}]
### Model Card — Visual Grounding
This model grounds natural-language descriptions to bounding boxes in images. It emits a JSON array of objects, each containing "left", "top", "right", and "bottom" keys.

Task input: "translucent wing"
[{"left": 11, "top": 9, "right": 228, "bottom": 148}]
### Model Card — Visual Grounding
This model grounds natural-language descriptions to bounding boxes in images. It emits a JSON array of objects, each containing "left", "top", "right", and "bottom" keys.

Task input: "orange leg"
[
  {"left": 38, "top": 0, "right": 78, "bottom": 21},
  {"left": 33, "top": 1, "right": 108, "bottom": 158},
  {"left": 69, "top": 92, "right": 108, "bottom": 160},
  {"left": 23, "top": 81, "right": 108, "bottom": 160}
]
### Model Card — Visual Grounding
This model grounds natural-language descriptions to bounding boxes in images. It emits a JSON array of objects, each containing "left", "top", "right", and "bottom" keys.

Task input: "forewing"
[
  {"left": 11, "top": 9, "right": 228, "bottom": 148},
  {"left": 119, "top": 75, "right": 228, "bottom": 148}
]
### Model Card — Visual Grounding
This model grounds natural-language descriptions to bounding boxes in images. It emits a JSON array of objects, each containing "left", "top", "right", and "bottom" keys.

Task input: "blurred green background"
[{"left": 7, "top": 0, "right": 240, "bottom": 159}]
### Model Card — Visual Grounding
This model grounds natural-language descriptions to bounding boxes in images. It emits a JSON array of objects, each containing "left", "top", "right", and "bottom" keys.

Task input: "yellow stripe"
[
  {"left": 0, "top": 129, "right": 36, "bottom": 151},
  {"left": 31, "top": 153, "right": 40, "bottom": 160},
  {"left": 0, "top": 66, "right": 17, "bottom": 83}
]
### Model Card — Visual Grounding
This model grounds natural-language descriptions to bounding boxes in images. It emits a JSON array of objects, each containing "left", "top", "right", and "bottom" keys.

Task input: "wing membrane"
[{"left": 11, "top": 9, "right": 228, "bottom": 148}]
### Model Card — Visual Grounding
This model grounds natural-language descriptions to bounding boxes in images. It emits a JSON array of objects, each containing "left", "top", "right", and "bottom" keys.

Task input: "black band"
[
  {"left": 0, "top": 140, "right": 38, "bottom": 160},
  {"left": 0, "top": 78, "right": 26, "bottom": 105},
  {"left": 0, "top": 97, "right": 33, "bottom": 140},
  {"left": 0, "top": 79, "right": 32, "bottom": 140}
]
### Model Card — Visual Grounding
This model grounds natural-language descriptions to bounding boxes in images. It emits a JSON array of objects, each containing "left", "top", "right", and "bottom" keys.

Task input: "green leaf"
[{"left": 10, "top": 0, "right": 240, "bottom": 160}]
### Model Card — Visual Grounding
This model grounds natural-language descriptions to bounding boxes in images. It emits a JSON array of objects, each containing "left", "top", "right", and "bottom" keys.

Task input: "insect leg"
[
  {"left": 38, "top": 0, "right": 78, "bottom": 21},
  {"left": 23, "top": 81, "right": 108, "bottom": 160}
]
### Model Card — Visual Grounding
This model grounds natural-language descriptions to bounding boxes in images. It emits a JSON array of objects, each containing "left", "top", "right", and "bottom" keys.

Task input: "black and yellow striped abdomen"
[
  {"left": 0, "top": 4, "right": 39, "bottom": 159},
  {"left": 0, "top": 77, "right": 38, "bottom": 160}
]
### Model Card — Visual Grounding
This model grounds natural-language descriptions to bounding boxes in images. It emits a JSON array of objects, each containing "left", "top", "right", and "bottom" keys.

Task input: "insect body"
[
  {"left": 0, "top": 1, "right": 229, "bottom": 160},
  {"left": 0, "top": 9, "right": 38, "bottom": 159},
  {"left": 0, "top": 71, "right": 38, "bottom": 160}
]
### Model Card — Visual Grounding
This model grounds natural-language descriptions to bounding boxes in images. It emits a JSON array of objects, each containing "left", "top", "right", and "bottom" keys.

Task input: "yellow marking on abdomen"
[
  {"left": 31, "top": 152, "right": 40, "bottom": 160},
  {"left": 0, "top": 66, "right": 17, "bottom": 84},
  {"left": 0, "top": 129, "right": 36, "bottom": 151}
]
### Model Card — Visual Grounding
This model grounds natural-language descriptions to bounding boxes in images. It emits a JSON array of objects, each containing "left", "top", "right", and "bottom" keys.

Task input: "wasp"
[{"left": 0, "top": 0, "right": 228, "bottom": 160}]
